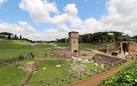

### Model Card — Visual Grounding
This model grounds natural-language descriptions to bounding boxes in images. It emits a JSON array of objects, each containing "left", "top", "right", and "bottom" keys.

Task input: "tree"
[
  {"left": 123, "top": 34, "right": 131, "bottom": 41},
  {"left": 0, "top": 32, "right": 13, "bottom": 35},
  {"left": 112, "top": 31, "right": 123, "bottom": 41},
  {"left": 57, "top": 38, "right": 68, "bottom": 43},
  {"left": 132, "top": 35, "right": 137, "bottom": 42},
  {"left": 20, "top": 35, "right": 22, "bottom": 40},
  {"left": 8, "top": 35, "right": 11, "bottom": 40},
  {"left": 91, "top": 32, "right": 103, "bottom": 43},
  {"left": 14, "top": 34, "right": 18, "bottom": 40},
  {"left": 0, "top": 32, "right": 13, "bottom": 40}
]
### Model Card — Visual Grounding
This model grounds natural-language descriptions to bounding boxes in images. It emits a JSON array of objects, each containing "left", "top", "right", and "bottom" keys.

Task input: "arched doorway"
[
  {"left": 122, "top": 43, "right": 129, "bottom": 54},
  {"left": 74, "top": 50, "right": 77, "bottom": 53},
  {"left": 112, "top": 52, "right": 118, "bottom": 56}
]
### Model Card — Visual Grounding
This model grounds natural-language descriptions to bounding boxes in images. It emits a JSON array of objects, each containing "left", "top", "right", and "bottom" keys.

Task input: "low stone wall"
[
  {"left": 92, "top": 54, "right": 125, "bottom": 66},
  {"left": 53, "top": 47, "right": 71, "bottom": 58},
  {"left": 129, "top": 43, "right": 137, "bottom": 53},
  {"left": 79, "top": 49, "right": 95, "bottom": 57},
  {"left": 53, "top": 47, "right": 96, "bottom": 58}
]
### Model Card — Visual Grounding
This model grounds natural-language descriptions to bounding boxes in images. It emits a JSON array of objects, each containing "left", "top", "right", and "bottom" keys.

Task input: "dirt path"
[{"left": 68, "top": 61, "right": 132, "bottom": 86}]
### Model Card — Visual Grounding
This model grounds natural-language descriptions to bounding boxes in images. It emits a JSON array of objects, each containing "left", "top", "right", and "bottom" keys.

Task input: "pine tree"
[{"left": 20, "top": 35, "right": 22, "bottom": 40}]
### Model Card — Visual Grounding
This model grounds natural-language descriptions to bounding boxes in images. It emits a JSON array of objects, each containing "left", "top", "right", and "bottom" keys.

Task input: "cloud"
[
  {"left": 0, "top": 0, "right": 6, "bottom": 4},
  {"left": 64, "top": 4, "right": 78, "bottom": 17},
  {"left": 1, "top": 0, "right": 137, "bottom": 41},
  {"left": 19, "top": 0, "right": 59, "bottom": 23},
  {"left": 0, "top": 21, "right": 69, "bottom": 41},
  {"left": 102, "top": 0, "right": 137, "bottom": 36},
  {"left": 0, "top": 21, "right": 40, "bottom": 40}
]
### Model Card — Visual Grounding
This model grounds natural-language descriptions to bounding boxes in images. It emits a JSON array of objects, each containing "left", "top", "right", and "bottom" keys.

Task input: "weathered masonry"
[
  {"left": 69, "top": 31, "right": 79, "bottom": 54},
  {"left": 100, "top": 41, "right": 137, "bottom": 59}
]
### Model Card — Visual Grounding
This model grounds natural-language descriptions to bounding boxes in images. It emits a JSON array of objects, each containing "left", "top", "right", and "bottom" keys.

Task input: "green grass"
[
  {"left": 79, "top": 43, "right": 97, "bottom": 49},
  {"left": 0, "top": 40, "right": 31, "bottom": 47},
  {"left": 50, "top": 51, "right": 61, "bottom": 58},
  {"left": 29, "top": 60, "right": 96, "bottom": 81},
  {"left": 0, "top": 63, "right": 27, "bottom": 85},
  {"left": 0, "top": 40, "right": 98, "bottom": 85},
  {"left": 27, "top": 60, "right": 97, "bottom": 86},
  {"left": 30, "top": 60, "right": 69, "bottom": 81},
  {"left": 0, "top": 60, "right": 96, "bottom": 85},
  {"left": 0, "top": 40, "right": 52, "bottom": 60},
  {"left": 55, "top": 43, "right": 69, "bottom": 47}
]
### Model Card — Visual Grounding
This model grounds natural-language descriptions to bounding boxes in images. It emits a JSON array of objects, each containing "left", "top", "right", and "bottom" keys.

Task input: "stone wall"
[
  {"left": 129, "top": 43, "right": 137, "bottom": 54},
  {"left": 92, "top": 54, "right": 124, "bottom": 66},
  {"left": 79, "top": 49, "right": 95, "bottom": 57},
  {"left": 53, "top": 47, "right": 71, "bottom": 58},
  {"left": 53, "top": 47, "right": 96, "bottom": 58}
]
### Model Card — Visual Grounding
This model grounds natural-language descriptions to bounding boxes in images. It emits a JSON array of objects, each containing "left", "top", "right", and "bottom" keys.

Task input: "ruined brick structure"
[
  {"left": 18, "top": 62, "right": 38, "bottom": 73},
  {"left": 102, "top": 41, "right": 137, "bottom": 59},
  {"left": 69, "top": 31, "right": 79, "bottom": 54},
  {"left": 52, "top": 31, "right": 96, "bottom": 58}
]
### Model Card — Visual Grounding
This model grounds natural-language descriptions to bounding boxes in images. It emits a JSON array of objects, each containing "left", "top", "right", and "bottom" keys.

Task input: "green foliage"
[
  {"left": 132, "top": 35, "right": 137, "bottom": 42},
  {"left": 56, "top": 38, "right": 68, "bottom": 43},
  {"left": 78, "top": 31, "right": 136, "bottom": 43},
  {"left": 0, "top": 32, "right": 13, "bottom": 35},
  {"left": 91, "top": 31, "right": 124, "bottom": 43},
  {"left": 98, "top": 60, "right": 137, "bottom": 86}
]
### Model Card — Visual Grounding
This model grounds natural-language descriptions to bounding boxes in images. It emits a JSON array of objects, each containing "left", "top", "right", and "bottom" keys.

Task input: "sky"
[{"left": 0, "top": 0, "right": 137, "bottom": 41}]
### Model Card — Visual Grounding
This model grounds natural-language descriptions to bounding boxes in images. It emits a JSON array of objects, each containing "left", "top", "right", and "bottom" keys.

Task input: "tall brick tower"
[{"left": 69, "top": 31, "right": 79, "bottom": 54}]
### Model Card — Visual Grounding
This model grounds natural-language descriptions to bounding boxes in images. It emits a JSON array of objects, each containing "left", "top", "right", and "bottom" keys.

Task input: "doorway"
[{"left": 122, "top": 43, "right": 129, "bottom": 54}]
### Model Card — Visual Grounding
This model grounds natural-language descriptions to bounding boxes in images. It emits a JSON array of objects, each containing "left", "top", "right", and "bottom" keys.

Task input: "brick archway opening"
[{"left": 122, "top": 43, "right": 129, "bottom": 54}]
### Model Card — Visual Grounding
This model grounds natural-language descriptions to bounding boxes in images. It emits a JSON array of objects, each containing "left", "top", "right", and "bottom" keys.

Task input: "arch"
[
  {"left": 122, "top": 43, "right": 129, "bottom": 54},
  {"left": 112, "top": 52, "right": 118, "bottom": 56},
  {"left": 74, "top": 50, "right": 77, "bottom": 53}
]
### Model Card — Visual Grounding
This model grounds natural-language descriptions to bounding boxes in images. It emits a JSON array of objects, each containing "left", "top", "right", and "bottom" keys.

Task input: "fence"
[{"left": 9, "top": 59, "right": 126, "bottom": 86}]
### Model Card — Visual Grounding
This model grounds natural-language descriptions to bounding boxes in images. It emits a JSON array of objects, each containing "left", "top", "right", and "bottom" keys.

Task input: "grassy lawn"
[
  {"left": 55, "top": 43, "right": 69, "bottom": 47},
  {"left": 28, "top": 60, "right": 96, "bottom": 86},
  {"left": 30, "top": 60, "right": 69, "bottom": 81},
  {"left": 0, "top": 40, "right": 52, "bottom": 60},
  {"left": 55, "top": 43, "right": 97, "bottom": 49},
  {"left": 79, "top": 43, "right": 97, "bottom": 49},
  {"left": 0, "top": 60, "right": 96, "bottom": 85},
  {"left": 0, "top": 63, "right": 27, "bottom": 85},
  {"left": 0, "top": 40, "right": 98, "bottom": 85},
  {"left": 29, "top": 60, "right": 96, "bottom": 82}
]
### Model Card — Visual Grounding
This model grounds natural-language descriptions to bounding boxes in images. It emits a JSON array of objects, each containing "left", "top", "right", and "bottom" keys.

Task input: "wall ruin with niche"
[{"left": 101, "top": 41, "right": 137, "bottom": 59}]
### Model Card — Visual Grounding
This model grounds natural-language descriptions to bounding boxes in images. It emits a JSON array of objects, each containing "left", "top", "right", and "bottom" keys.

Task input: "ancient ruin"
[
  {"left": 69, "top": 31, "right": 79, "bottom": 55},
  {"left": 99, "top": 41, "right": 137, "bottom": 60},
  {"left": 18, "top": 62, "right": 38, "bottom": 73},
  {"left": 52, "top": 31, "right": 95, "bottom": 58},
  {"left": 51, "top": 31, "right": 137, "bottom": 68}
]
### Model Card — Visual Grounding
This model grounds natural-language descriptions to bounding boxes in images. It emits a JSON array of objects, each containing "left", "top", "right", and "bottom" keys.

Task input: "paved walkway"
[{"left": 68, "top": 61, "right": 132, "bottom": 86}]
